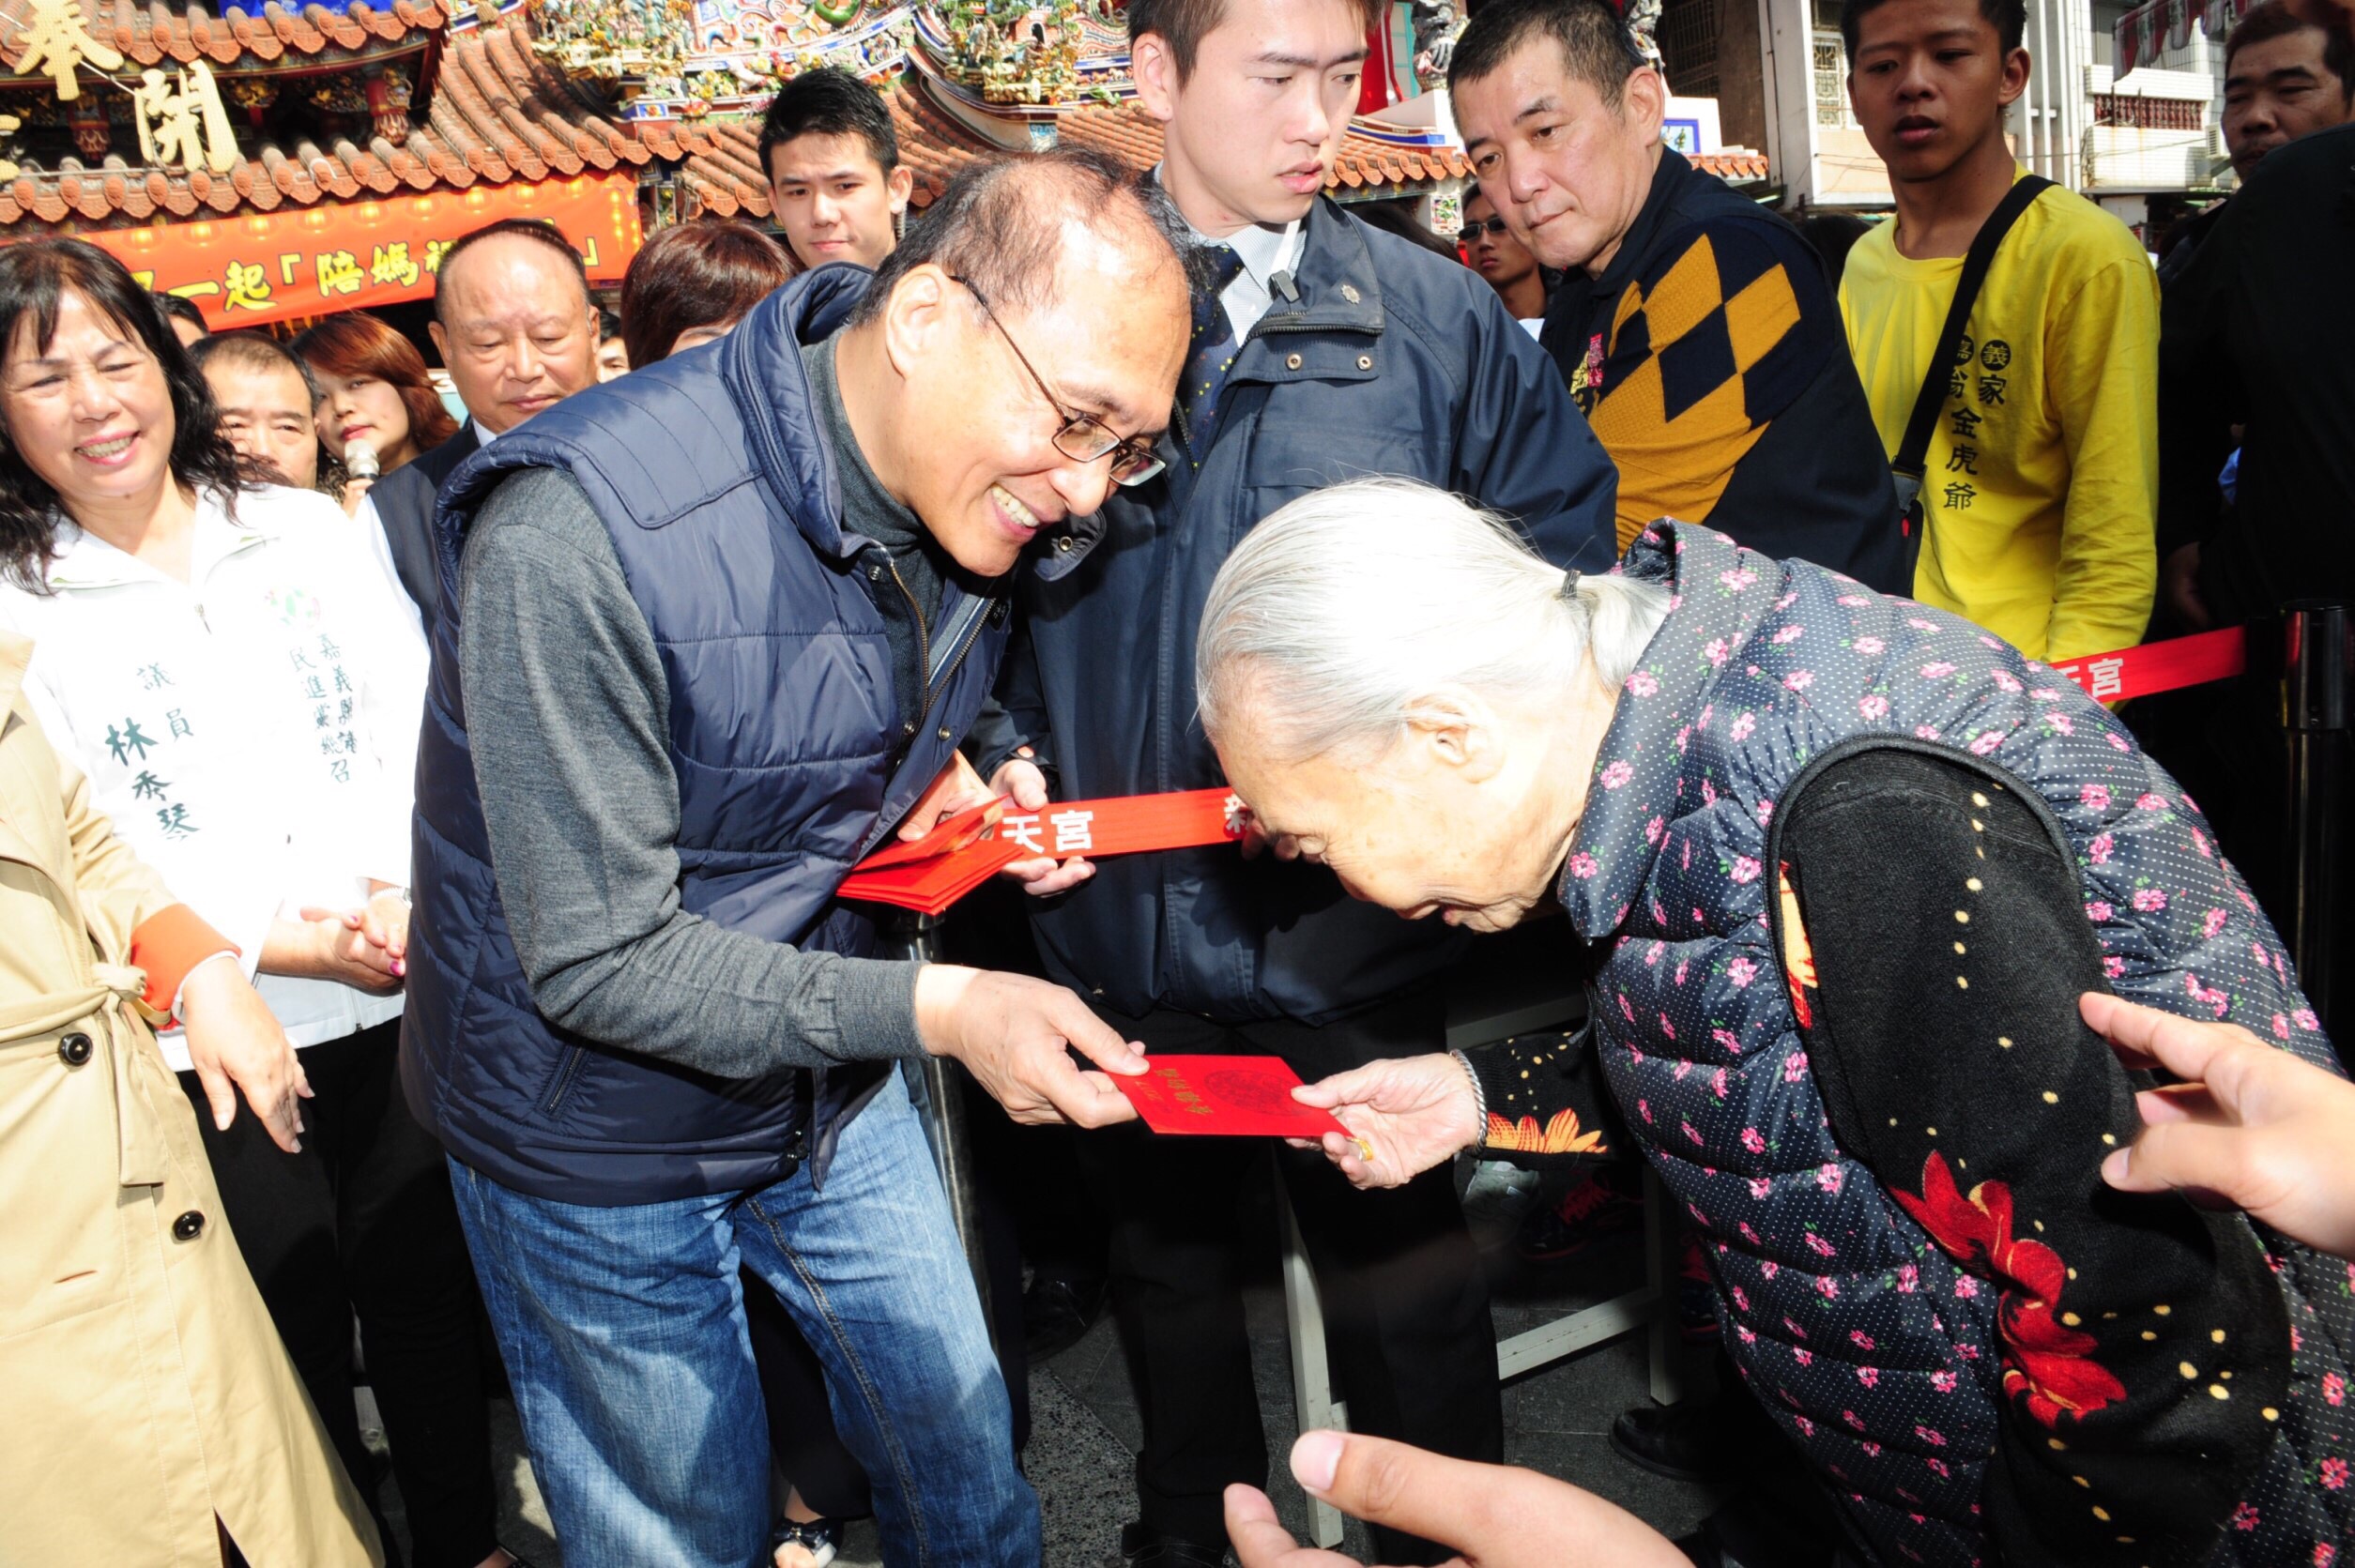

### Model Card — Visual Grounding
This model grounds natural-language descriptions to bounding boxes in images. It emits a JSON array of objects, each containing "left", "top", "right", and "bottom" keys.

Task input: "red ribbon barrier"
[
  {"left": 2050, "top": 625, "right": 2248, "bottom": 703},
  {"left": 839, "top": 787, "right": 1244, "bottom": 915},
  {"left": 845, "top": 629, "right": 2255, "bottom": 916}
]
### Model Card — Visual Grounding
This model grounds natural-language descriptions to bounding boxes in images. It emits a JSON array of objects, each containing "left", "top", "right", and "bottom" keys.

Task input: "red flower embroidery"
[{"left": 1890, "top": 1152, "right": 2124, "bottom": 1428}]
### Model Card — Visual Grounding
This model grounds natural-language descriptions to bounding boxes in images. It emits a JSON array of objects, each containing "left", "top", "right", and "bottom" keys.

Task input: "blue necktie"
[{"left": 1180, "top": 243, "right": 1247, "bottom": 465}]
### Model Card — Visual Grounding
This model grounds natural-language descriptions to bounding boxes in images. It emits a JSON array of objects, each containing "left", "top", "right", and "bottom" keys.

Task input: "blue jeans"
[{"left": 448, "top": 1073, "right": 1037, "bottom": 1568}]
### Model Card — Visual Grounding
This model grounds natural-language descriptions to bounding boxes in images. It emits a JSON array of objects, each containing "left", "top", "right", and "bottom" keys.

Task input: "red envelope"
[
  {"left": 1111, "top": 1055, "right": 1354, "bottom": 1141},
  {"left": 834, "top": 801, "right": 1026, "bottom": 915}
]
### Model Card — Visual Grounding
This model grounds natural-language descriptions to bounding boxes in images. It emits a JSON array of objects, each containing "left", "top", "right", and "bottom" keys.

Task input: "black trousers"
[
  {"left": 179, "top": 1020, "right": 497, "bottom": 1568},
  {"left": 1078, "top": 995, "right": 1501, "bottom": 1563},
  {"left": 744, "top": 1275, "right": 877, "bottom": 1521}
]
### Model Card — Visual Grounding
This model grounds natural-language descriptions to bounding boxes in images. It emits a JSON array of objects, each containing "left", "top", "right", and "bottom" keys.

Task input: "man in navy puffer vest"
[{"left": 401, "top": 154, "right": 1193, "bottom": 1567}]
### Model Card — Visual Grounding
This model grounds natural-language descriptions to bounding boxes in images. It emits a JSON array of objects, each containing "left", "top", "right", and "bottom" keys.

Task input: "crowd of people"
[{"left": 1, "top": 0, "right": 2350, "bottom": 1562}]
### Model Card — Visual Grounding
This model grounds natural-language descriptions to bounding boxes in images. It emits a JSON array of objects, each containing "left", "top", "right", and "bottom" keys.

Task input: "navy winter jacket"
[
  {"left": 400, "top": 269, "right": 1018, "bottom": 1204},
  {"left": 978, "top": 198, "right": 1620, "bottom": 1025}
]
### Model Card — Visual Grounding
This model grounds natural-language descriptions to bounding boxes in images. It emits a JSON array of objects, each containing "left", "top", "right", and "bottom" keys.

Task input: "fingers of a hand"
[
  {"left": 1224, "top": 1484, "right": 1352, "bottom": 1568},
  {"left": 1225, "top": 1484, "right": 1282, "bottom": 1533},
  {"left": 193, "top": 1060, "right": 238, "bottom": 1132},
  {"left": 348, "top": 936, "right": 400, "bottom": 976},
  {"left": 2136, "top": 1083, "right": 2224, "bottom": 1127},
  {"left": 224, "top": 1053, "right": 301, "bottom": 1150},
  {"left": 1063, "top": 1070, "right": 1141, "bottom": 1129},
  {"left": 990, "top": 760, "right": 1048, "bottom": 811},
  {"left": 898, "top": 809, "right": 942, "bottom": 843},
  {"left": 2103, "top": 1119, "right": 2250, "bottom": 1201},
  {"left": 1050, "top": 998, "right": 1147, "bottom": 1073},
  {"left": 1026, "top": 1061, "right": 1133, "bottom": 1128},
  {"left": 259, "top": 1089, "right": 304, "bottom": 1153},
  {"left": 1293, "top": 1064, "right": 1381, "bottom": 1109},
  {"left": 1292, "top": 1432, "right": 1494, "bottom": 1547},
  {"left": 2080, "top": 993, "right": 2248, "bottom": 1083},
  {"left": 299, "top": 906, "right": 362, "bottom": 928},
  {"left": 1017, "top": 859, "right": 1094, "bottom": 896}
]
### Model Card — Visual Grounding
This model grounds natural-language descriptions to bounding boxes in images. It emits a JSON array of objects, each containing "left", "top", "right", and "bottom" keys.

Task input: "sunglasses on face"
[
  {"left": 1463, "top": 215, "right": 1513, "bottom": 238},
  {"left": 950, "top": 275, "right": 1165, "bottom": 488}
]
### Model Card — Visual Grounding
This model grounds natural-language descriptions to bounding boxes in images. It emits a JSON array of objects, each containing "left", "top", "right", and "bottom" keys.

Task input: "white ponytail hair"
[{"left": 1196, "top": 478, "right": 1670, "bottom": 763}]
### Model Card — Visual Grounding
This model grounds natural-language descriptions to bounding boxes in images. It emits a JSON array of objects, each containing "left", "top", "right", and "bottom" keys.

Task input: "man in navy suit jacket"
[{"left": 370, "top": 218, "right": 600, "bottom": 635}]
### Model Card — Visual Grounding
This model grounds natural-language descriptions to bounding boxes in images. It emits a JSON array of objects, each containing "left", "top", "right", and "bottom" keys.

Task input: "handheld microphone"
[{"left": 345, "top": 440, "right": 380, "bottom": 481}]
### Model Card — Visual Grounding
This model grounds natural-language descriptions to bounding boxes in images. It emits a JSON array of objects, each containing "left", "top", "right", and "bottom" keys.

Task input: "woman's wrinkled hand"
[
  {"left": 1290, "top": 1052, "right": 1482, "bottom": 1190},
  {"left": 2087, "top": 991, "right": 2355, "bottom": 1258}
]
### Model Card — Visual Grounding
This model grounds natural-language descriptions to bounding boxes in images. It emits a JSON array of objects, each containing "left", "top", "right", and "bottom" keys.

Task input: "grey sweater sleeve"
[{"left": 457, "top": 464, "right": 924, "bottom": 1075}]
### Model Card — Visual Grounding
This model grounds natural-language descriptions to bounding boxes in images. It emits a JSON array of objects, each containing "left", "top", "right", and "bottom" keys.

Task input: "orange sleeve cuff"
[{"left": 130, "top": 904, "right": 241, "bottom": 1020}]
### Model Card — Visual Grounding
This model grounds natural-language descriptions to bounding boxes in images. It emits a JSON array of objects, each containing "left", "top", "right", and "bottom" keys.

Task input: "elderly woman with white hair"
[{"left": 1195, "top": 479, "right": 2351, "bottom": 1568}]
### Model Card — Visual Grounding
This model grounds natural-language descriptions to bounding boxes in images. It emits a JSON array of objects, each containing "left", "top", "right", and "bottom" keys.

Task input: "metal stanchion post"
[
  {"left": 2281, "top": 601, "right": 2351, "bottom": 1042},
  {"left": 887, "top": 914, "right": 999, "bottom": 1355}
]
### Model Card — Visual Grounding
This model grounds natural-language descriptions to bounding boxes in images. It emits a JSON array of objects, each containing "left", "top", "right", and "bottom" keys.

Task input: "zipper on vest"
[
  {"left": 920, "top": 601, "right": 993, "bottom": 735},
  {"left": 882, "top": 555, "right": 930, "bottom": 748},
  {"left": 884, "top": 556, "right": 996, "bottom": 740}
]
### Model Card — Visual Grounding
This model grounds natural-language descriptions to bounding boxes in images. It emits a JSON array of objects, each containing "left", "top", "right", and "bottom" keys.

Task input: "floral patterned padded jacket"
[{"left": 1558, "top": 523, "right": 2350, "bottom": 1566}]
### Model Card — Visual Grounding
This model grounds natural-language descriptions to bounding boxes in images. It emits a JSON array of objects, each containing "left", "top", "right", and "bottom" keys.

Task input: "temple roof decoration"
[
  {"left": 657, "top": 76, "right": 1475, "bottom": 222},
  {"left": 0, "top": 0, "right": 447, "bottom": 77},
  {"left": 0, "top": 0, "right": 1762, "bottom": 247},
  {"left": 0, "top": 10, "right": 644, "bottom": 225},
  {"left": 528, "top": 0, "right": 691, "bottom": 90},
  {"left": 635, "top": 0, "right": 1476, "bottom": 214}
]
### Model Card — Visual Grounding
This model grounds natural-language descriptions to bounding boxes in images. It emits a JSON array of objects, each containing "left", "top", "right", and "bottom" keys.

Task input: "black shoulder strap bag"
[{"left": 1889, "top": 175, "right": 2056, "bottom": 566}]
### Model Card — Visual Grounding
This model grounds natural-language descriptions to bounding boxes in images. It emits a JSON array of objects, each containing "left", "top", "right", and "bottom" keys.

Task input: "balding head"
[
  {"left": 832, "top": 150, "right": 1197, "bottom": 579},
  {"left": 846, "top": 150, "right": 1204, "bottom": 329},
  {"left": 426, "top": 221, "right": 601, "bottom": 435}
]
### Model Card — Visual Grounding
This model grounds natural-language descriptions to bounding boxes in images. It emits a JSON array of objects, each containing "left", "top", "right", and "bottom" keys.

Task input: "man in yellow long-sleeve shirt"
[{"left": 1837, "top": 0, "right": 2158, "bottom": 662}]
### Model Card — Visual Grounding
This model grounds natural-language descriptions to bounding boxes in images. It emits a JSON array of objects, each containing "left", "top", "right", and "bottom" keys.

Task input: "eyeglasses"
[
  {"left": 1463, "top": 215, "right": 1513, "bottom": 239},
  {"left": 950, "top": 275, "right": 1165, "bottom": 488}
]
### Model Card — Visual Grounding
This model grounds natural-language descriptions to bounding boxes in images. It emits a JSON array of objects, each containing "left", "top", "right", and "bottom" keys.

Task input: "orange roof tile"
[
  {"left": 0, "top": 0, "right": 446, "bottom": 74},
  {"left": 669, "top": 79, "right": 1474, "bottom": 221},
  {"left": 1692, "top": 149, "right": 1771, "bottom": 182},
  {"left": 0, "top": 12, "right": 649, "bottom": 229}
]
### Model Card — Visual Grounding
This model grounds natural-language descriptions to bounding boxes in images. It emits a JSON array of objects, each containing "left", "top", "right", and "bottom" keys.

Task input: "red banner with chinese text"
[
  {"left": 63, "top": 173, "right": 641, "bottom": 329},
  {"left": 2051, "top": 626, "right": 2247, "bottom": 703}
]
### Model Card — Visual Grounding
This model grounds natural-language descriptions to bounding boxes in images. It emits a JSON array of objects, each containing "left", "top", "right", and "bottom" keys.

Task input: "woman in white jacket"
[{"left": 0, "top": 240, "right": 513, "bottom": 1568}]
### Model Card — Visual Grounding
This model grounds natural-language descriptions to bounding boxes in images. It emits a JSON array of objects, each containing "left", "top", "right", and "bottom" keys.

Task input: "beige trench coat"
[{"left": 0, "top": 630, "right": 380, "bottom": 1567}]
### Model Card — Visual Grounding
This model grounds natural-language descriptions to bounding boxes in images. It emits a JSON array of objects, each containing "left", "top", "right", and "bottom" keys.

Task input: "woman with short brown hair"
[{"left": 619, "top": 219, "right": 799, "bottom": 370}]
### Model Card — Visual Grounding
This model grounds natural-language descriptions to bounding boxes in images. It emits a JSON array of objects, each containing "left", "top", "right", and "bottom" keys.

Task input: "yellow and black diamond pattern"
[{"left": 1581, "top": 221, "right": 1825, "bottom": 550}]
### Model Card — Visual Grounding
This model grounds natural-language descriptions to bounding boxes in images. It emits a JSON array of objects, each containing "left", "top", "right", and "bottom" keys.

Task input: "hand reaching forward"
[
  {"left": 913, "top": 965, "right": 1144, "bottom": 1127},
  {"left": 1225, "top": 1430, "right": 1690, "bottom": 1568},
  {"left": 179, "top": 953, "right": 312, "bottom": 1153},
  {"left": 1291, "top": 1052, "right": 1482, "bottom": 1190},
  {"left": 2087, "top": 991, "right": 2355, "bottom": 1258}
]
